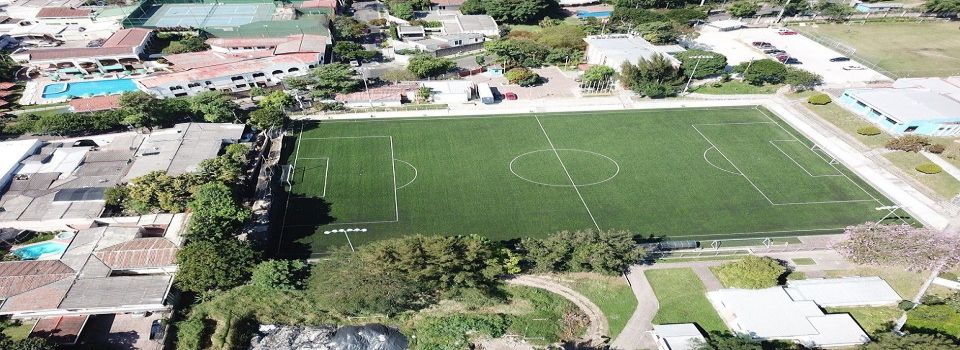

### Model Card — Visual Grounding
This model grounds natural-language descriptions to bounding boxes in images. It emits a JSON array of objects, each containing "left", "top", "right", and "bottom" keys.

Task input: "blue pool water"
[
  {"left": 42, "top": 79, "right": 138, "bottom": 99},
  {"left": 577, "top": 10, "right": 612, "bottom": 18},
  {"left": 14, "top": 241, "right": 67, "bottom": 260}
]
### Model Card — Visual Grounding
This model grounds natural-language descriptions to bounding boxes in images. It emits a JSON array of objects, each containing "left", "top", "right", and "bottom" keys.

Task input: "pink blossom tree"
[{"left": 833, "top": 223, "right": 960, "bottom": 271}]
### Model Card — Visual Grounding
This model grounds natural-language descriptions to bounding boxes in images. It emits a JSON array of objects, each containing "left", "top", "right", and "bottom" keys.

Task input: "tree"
[
  {"left": 481, "top": 0, "right": 558, "bottom": 24},
  {"left": 505, "top": 67, "right": 542, "bottom": 86},
  {"left": 532, "top": 24, "right": 586, "bottom": 50},
  {"left": 407, "top": 55, "right": 455, "bottom": 78},
  {"left": 582, "top": 65, "right": 616, "bottom": 85},
  {"left": 484, "top": 39, "right": 550, "bottom": 68},
  {"left": 817, "top": 0, "right": 853, "bottom": 22},
  {"left": 0, "top": 338, "right": 59, "bottom": 350},
  {"left": 784, "top": 66, "right": 822, "bottom": 91},
  {"left": 118, "top": 91, "right": 186, "bottom": 129},
  {"left": 460, "top": 0, "right": 486, "bottom": 14},
  {"left": 162, "top": 35, "right": 209, "bottom": 54},
  {"left": 728, "top": 1, "right": 760, "bottom": 17},
  {"left": 924, "top": 0, "right": 960, "bottom": 15},
  {"left": 675, "top": 50, "right": 728, "bottom": 79},
  {"left": 713, "top": 256, "right": 787, "bottom": 289},
  {"left": 333, "top": 16, "right": 368, "bottom": 41},
  {"left": 834, "top": 223, "right": 960, "bottom": 271},
  {"left": 185, "top": 182, "right": 250, "bottom": 241},
  {"left": 251, "top": 260, "right": 309, "bottom": 290},
  {"left": 860, "top": 332, "right": 960, "bottom": 349},
  {"left": 636, "top": 21, "right": 679, "bottom": 44},
  {"left": 257, "top": 90, "right": 293, "bottom": 111},
  {"left": 124, "top": 171, "right": 201, "bottom": 213},
  {"left": 310, "top": 252, "right": 423, "bottom": 315},
  {"left": 175, "top": 239, "right": 258, "bottom": 293},
  {"left": 734, "top": 59, "right": 787, "bottom": 85},
  {"left": 0, "top": 52, "right": 20, "bottom": 83},
  {"left": 190, "top": 91, "right": 238, "bottom": 123},
  {"left": 391, "top": 1, "right": 415, "bottom": 19},
  {"left": 381, "top": 68, "right": 418, "bottom": 82},
  {"left": 416, "top": 86, "right": 433, "bottom": 103},
  {"left": 693, "top": 331, "right": 794, "bottom": 350},
  {"left": 248, "top": 108, "right": 286, "bottom": 130},
  {"left": 285, "top": 63, "right": 361, "bottom": 98},
  {"left": 333, "top": 41, "right": 377, "bottom": 63},
  {"left": 620, "top": 54, "right": 684, "bottom": 98},
  {"left": 523, "top": 230, "right": 644, "bottom": 275}
]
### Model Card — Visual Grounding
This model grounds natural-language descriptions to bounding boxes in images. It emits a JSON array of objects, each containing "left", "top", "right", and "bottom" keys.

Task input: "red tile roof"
[
  {"left": 0, "top": 82, "right": 15, "bottom": 90},
  {"left": 0, "top": 260, "right": 74, "bottom": 299},
  {"left": 101, "top": 28, "right": 152, "bottom": 48},
  {"left": 0, "top": 90, "right": 14, "bottom": 98},
  {"left": 94, "top": 237, "right": 177, "bottom": 269},
  {"left": 35, "top": 7, "right": 93, "bottom": 18},
  {"left": 139, "top": 52, "right": 321, "bottom": 88},
  {"left": 336, "top": 83, "right": 419, "bottom": 103},
  {"left": 31, "top": 315, "right": 87, "bottom": 344},
  {"left": 164, "top": 50, "right": 275, "bottom": 71},
  {"left": 68, "top": 95, "right": 122, "bottom": 113},
  {"left": 299, "top": 0, "right": 337, "bottom": 9},
  {"left": 16, "top": 28, "right": 152, "bottom": 62}
]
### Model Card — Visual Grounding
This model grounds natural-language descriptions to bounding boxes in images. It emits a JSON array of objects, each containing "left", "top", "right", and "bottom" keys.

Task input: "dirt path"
[{"left": 506, "top": 275, "right": 609, "bottom": 346}]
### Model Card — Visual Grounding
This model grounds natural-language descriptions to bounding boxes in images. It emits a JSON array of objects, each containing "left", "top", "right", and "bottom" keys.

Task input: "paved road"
[
  {"left": 351, "top": 0, "right": 383, "bottom": 23},
  {"left": 506, "top": 275, "right": 610, "bottom": 347}
]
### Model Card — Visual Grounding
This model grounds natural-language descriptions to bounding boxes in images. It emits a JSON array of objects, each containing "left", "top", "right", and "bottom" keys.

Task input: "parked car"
[
  {"left": 843, "top": 65, "right": 865, "bottom": 70},
  {"left": 349, "top": 60, "right": 361, "bottom": 67},
  {"left": 774, "top": 54, "right": 791, "bottom": 63},
  {"left": 777, "top": 28, "right": 798, "bottom": 35},
  {"left": 829, "top": 56, "right": 850, "bottom": 62},
  {"left": 751, "top": 41, "right": 773, "bottom": 49},
  {"left": 764, "top": 49, "right": 786, "bottom": 55},
  {"left": 503, "top": 92, "right": 518, "bottom": 100}
]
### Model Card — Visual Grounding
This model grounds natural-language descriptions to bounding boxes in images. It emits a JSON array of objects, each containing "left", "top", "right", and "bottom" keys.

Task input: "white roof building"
[
  {"left": 653, "top": 324, "right": 706, "bottom": 350},
  {"left": 707, "top": 288, "right": 870, "bottom": 348},
  {"left": 705, "top": 20, "right": 745, "bottom": 32},
  {"left": 785, "top": 277, "right": 902, "bottom": 307},
  {"left": 583, "top": 34, "right": 681, "bottom": 72},
  {"left": 417, "top": 80, "right": 476, "bottom": 103},
  {"left": 420, "top": 13, "right": 499, "bottom": 37},
  {"left": 0, "top": 139, "right": 43, "bottom": 191}
]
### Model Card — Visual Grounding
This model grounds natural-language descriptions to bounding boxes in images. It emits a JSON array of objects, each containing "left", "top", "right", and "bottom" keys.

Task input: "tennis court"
[{"left": 141, "top": 3, "right": 275, "bottom": 28}]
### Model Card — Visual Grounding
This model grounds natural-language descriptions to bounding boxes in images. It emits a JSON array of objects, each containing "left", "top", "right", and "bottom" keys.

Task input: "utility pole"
[
  {"left": 775, "top": 0, "right": 792, "bottom": 23},
  {"left": 682, "top": 55, "right": 714, "bottom": 94}
]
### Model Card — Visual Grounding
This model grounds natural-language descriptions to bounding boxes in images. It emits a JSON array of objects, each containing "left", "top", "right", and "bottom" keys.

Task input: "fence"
[{"left": 792, "top": 27, "right": 900, "bottom": 79}]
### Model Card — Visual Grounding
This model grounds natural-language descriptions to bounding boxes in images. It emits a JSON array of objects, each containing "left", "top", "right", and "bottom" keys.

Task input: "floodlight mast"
[
  {"left": 874, "top": 205, "right": 902, "bottom": 226},
  {"left": 682, "top": 55, "right": 716, "bottom": 94}
]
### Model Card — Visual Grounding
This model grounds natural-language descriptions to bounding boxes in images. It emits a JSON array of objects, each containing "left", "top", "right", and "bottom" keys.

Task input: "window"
[
  {"left": 243, "top": 46, "right": 253, "bottom": 50},
  {"left": 252, "top": 72, "right": 265, "bottom": 78},
  {"left": 205, "top": 81, "right": 213, "bottom": 85},
  {"left": 169, "top": 85, "right": 183, "bottom": 91},
  {"left": 174, "top": 93, "right": 188, "bottom": 97},
  {"left": 454, "top": 40, "right": 462, "bottom": 46},
  {"left": 271, "top": 70, "right": 283, "bottom": 75},
  {"left": 235, "top": 84, "right": 247, "bottom": 89},
  {"left": 904, "top": 126, "right": 918, "bottom": 132},
  {"left": 187, "top": 83, "right": 200, "bottom": 88},
  {"left": 885, "top": 117, "right": 898, "bottom": 125},
  {"left": 231, "top": 76, "right": 244, "bottom": 81},
  {"left": 288, "top": 67, "right": 300, "bottom": 73},
  {"left": 856, "top": 101, "right": 867, "bottom": 108}
]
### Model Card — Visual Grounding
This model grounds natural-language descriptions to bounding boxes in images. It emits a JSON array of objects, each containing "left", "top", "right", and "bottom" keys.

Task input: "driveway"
[
  {"left": 693, "top": 27, "right": 891, "bottom": 86},
  {"left": 466, "top": 67, "right": 579, "bottom": 100},
  {"left": 351, "top": 0, "right": 383, "bottom": 23}
]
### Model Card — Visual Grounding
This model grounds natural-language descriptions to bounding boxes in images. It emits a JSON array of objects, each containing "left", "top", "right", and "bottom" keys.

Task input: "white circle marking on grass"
[
  {"left": 394, "top": 159, "right": 418, "bottom": 190},
  {"left": 509, "top": 149, "right": 620, "bottom": 187},
  {"left": 702, "top": 147, "right": 742, "bottom": 176}
]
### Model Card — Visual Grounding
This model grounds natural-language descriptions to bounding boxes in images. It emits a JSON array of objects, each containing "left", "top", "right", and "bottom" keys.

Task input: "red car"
[
  {"left": 777, "top": 28, "right": 798, "bottom": 35},
  {"left": 503, "top": 92, "right": 518, "bottom": 100}
]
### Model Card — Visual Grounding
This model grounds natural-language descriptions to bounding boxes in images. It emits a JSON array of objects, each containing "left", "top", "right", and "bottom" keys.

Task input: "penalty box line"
[
  {"left": 768, "top": 140, "right": 844, "bottom": 178},
  {"left": 692, "top": 123, "right": 874, "bottom": 206}
]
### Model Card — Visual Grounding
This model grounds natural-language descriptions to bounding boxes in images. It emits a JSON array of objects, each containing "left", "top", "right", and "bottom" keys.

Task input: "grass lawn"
[
  {"left": 278, "top": 107, "right": 898, "bottom": 257},
  {"left": 693, "top": 81, "right": 781, "bottom": 95},
  {"left": 800, "top": 22, "right": 960, "bottom": 78},
  {"left": 905, "top": 304, "right": 960, "bottom": 338},
  {"left": 827, "top": 306, "right": 900, "bottom": 337},
  {"left": 559, "top": 273, "right": 637, "bottom": 339},
  {"left": 1, "top": 321, "right": 33, "bottom": 340},
  {"left": 826, "top": 267, "right": 927, "bottom": 299},
  {"left": 883, "top": 151, "right": 960, "bottom": 201},
  {"left": 792, "top": 258, "right": 816, "bottom": 266},
  {"left": 645, "top": 268, "right": 727, "bottom": 333},
  {"left": 792, "top": 94, "right": 891, "bottom": 149}
]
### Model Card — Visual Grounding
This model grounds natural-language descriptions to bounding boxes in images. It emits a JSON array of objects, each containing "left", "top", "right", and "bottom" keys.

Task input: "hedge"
[
  {"left": 916, "top": 163, "right": 943, "bottom": 174},
  {"left": 927, "top": 144, "right": 946, "bottom": 154},
  {"left": 856, "top": 126, "right": 882, "bottom": 136},
  {"left": 807, "top": 93, "right": 832, "bottom": 105}
]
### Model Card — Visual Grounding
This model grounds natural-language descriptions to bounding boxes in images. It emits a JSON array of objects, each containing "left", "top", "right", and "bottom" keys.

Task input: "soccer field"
[{"left": 277, "top": 106, "right": 901, "bottom": 256}]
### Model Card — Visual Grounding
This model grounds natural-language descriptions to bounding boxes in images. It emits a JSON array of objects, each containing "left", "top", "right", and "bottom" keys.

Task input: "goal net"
[{"left": 280, "top": 164, "right": 294, "bottom": 188}]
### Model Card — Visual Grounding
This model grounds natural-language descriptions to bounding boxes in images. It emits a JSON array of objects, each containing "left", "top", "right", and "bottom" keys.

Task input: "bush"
[
  {"left": 807, "top": 93, "right": 832, "bottom": 105},
  {"left": 414, "top": 314, "right": 509, "bottom": 350},
  {"left": 927, "top": 143, "right": 946, "bottom": 154},
  {"left": 916, "top": 163, "right": 943, "bottom": 174},
  {"left": 857, "top": 126, "right": 882, "bottom": 136},
  {"left": 886, "top": 135, "right": 931, "bottom": 152},
  {"left": 251, "top": 260, "right": 308, "bottom": 290},
  {"left": 712, "top": 256, "right": 787, "bottom": 289},
  {"left": 175, "top": 315, "right": 208, "bottom": 350},
  {"left": 899, "top": 300, "right": 917, "bottom": 311},
  {"left": 505, "top": 67, "right": 542, "bottom": 87},
  {"left": 522, "top": 230, "right": 644, "bottom": 275}
]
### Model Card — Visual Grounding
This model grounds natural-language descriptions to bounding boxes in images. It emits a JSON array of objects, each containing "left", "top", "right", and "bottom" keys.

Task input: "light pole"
[
  {"left": 682, "top": 55, "right": 715, "bottom": 94},
  {"left": 323, "top": 228, "right": 367, "bottom": 252}
]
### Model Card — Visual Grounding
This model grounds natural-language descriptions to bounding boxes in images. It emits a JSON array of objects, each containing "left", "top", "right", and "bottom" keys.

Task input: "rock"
[{"left": 250, "top": 324, "right": 408, "bottom": 350}]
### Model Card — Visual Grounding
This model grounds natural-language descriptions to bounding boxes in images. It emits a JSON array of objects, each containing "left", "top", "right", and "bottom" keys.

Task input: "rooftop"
[
  {"left": 298, "top": 0, "right": 337, "bottom": 8},
  {"left": 67, "top": 95, "right": 122, "bottom": 113},
  {"left": 846, "top": 87, "right": 960, "bottom": 123},
  {"left": 652, "top": 324, "right": 705, "bottom": 350},
  {"left": 336, "top": 83, "right": 419, "bottom": 104},
  {"left": 122, "top": 123, "right": 246, "bottom": 181},
  {"left": 584, "top": 34, "right": 682, "bottom": 68},
  {"left": 35, "top": 7, "right": 92, "bottom": 18},
  {"left": 12, "top": 28, "right": 152, "bottom": 62},
  {"left": 420, "top": 13, "right": 498, "bottom": 35},
  {"left": 708, "top": 288, "right": 870, "bottom": 348},
  {"left": 137, "top": 52, "right": 321, "bottom": 88},
  {"left": 784, "top": 277, "right": 901, "bottom": 307}
]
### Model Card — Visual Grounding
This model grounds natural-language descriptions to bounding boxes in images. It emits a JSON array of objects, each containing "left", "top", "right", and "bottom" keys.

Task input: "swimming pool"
[
  {"left": 14, "top": 241, "right": 68, "bottom": 260},
  {"left": 577, "top": 10, "right": 612, "bottom": 18},
  {"left": 42, "top": 79, "right": 139, "bottom": 99}
]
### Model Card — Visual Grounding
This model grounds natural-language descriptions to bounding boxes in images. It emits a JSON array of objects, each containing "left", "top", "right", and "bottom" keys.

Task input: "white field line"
[
  {"left": 312, "top": 106, "right": 762, "bottom": 124},
  {"left": 390, "top": 136, "right": 399, "bottom": 222},
  {"left": 768, "top": 140, "right": 844, "bottom": 178},
  {"left": 691, "top": 124, "right": 775, "bottom": 205},
  {"left": 535, "top": 116, "right": 601, "bottom": 231},
  {"left": 753, "top": 106, "right": 885, "bottom": 206},
  {"left": 702, "top": 147, "right": 742, "bottom": 176},
  {"left": 322, "top": 158, "right": 329, "bottom": 197},
  {"left": 277, "top": 122, "right": 305, "bottom": 255},
  {"left": 394, "top": 159, "right": 418, "bottom": 190}
]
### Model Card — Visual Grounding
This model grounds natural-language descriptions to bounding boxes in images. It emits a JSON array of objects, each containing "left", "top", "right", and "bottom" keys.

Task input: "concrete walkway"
[
  {"left": 506, "top": 275, "right": 610, "bottom": 347},
  {"left": 921, "top": 151, "right": 960, "bottom": 183}
]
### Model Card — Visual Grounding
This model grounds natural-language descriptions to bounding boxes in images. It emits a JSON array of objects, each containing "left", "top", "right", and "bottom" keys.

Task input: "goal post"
[{"left": 280, "top": 164, "right": 294, "bottom": 188}]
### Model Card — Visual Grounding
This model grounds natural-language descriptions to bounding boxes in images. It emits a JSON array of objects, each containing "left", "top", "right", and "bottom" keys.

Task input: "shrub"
[
  {"left": 414, "top": 314, "right": 509, "bottom": 350},
  {"left": 899, "top": 300, "right": 917, "bottom": 311},
  {"left": 175, "top": 314, "right": 208, "bottom": 350},
  {"left": 927, "top": 143, "right": 946, "bottom": 154},
  {"left": 712, "top": 256, "right": 787, "bottom": 289},
  {"left": 857, "top": 126, "right": 882, "bottom": 136},
  {"left": 505, "top": 67, "right": 542, "bottom": 87},
  {"left": 251, "top": 260, "right": 309, "bottom": 290},
  {"left": 886, "top": 135, "right": 931, "bottom": 152},
  {"left": 807, "top": 93, "right": 832, "bottom": 105},
  {"left": 522, "top": 230, "right": 644, "bottom": 275},
  {"left": 916, "top": 163, "right": 943, "bottom": 174},
  {"left": 368, "top": 18, "right": 387, "bottom": 26}
]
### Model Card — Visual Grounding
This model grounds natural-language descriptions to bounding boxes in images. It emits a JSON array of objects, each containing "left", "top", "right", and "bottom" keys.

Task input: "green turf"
[
  {"left": 791, "top": 258, "right": 817, "bottom": 266},
  {"left": 277, "top": 106, "right": 900, "bottom": 256},
  {"left": 645, "top": 268, "right": 727, "bottom": 333}
]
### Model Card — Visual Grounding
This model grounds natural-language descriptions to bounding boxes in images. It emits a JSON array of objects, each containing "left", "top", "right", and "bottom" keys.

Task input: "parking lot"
[{"left": 694, "top": 27, "right": 891, "bottom": 86}]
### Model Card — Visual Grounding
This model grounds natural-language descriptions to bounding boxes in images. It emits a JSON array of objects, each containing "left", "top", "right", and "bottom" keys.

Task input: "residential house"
[
  {"left": 408, "top": 33, "right": 484, "bottom": 57},
  {"left": 584, "top": 34, "right": 681, "bottom": 72},
  {"left": 428, "top": 0, "right": 465, "bottom": 11},
  {"left": 335, "top": 83, "right": 419, "bottom": 108},
  {"left": 11, "top": 28, "right": 154, "bottom": 76},
  {"left": 419, "top": 13, "right": 499, "bottom": 37}
]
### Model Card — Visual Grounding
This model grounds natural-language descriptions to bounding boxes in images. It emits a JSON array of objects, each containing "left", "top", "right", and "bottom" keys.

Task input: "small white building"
[
  {"left": 583, "top": 34, "right": 681, "bottom": 72},
  {"left": 653, "top": 324, "right": 705, "bottom": 350},
  {"left": 418, "top": 80, "right": 475, "bottom": 103},
  {"left": 704, "top": 19, "right": 745, "bottom": 32},
  {"left": 785, "top": 277, "right": 902, "bottom": 307},
  {"left": 420, "top": 13, "right": 499, "bottom": 37},
  {"left": 0, "top": 139, "right": 43, "bottom": 191},
  {"left": 397, "top": 25, "right": 427, "bottom": 40}
]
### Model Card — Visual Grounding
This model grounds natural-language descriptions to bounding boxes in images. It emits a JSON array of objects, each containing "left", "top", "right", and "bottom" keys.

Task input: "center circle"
[{"left": 509, "top": 149, "right": 620, "bottom": 187}]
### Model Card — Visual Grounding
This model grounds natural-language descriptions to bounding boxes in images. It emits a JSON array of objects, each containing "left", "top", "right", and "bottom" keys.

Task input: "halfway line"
[{"left": 534, "top": 116, "right": 601, "bottom": 231}]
